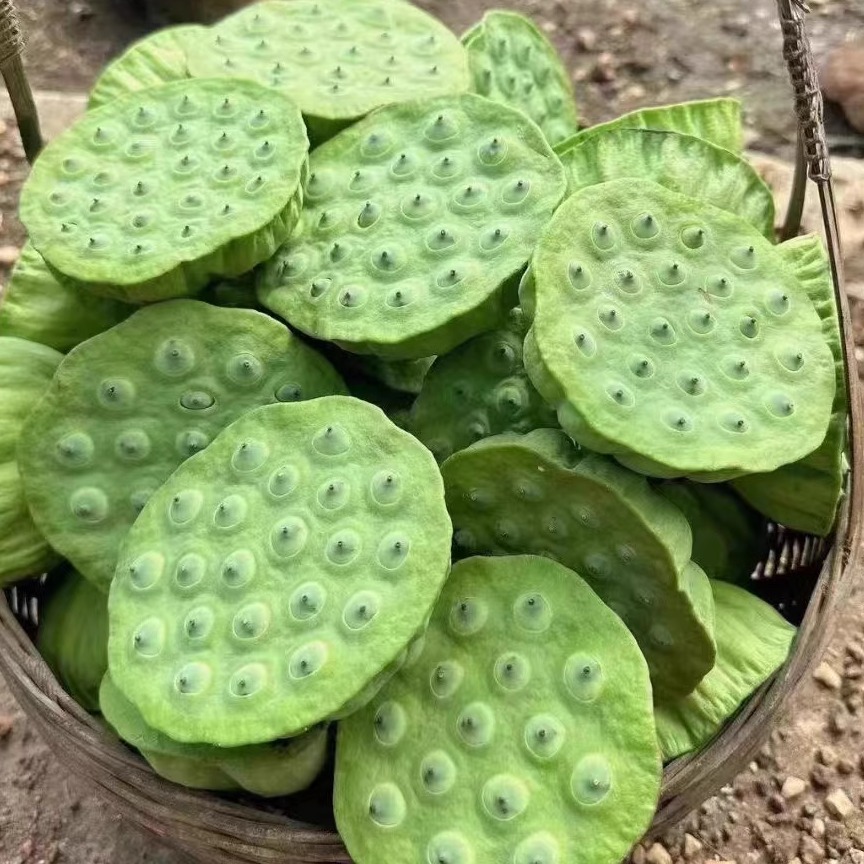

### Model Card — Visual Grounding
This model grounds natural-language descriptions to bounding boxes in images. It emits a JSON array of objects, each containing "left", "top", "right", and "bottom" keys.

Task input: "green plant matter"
[
  {"left": 335, "top": 555, "right": 661, "bottom": 864},
  {"left": 257, "top": 93, "right": 567, "bottom": 359},
  {"left": 409, "top": 306, "right": 557, "bottom": 461},
  {"left": 523, "top": 179, "right": 835, "bottom": 480},
  {"left": 442, "top": 430, "right": 715, "bottom": 698},
  {"left": 0, "top": 337, "right": 63, "bottom": 587},
  {"left": 463, "top": 10, "right": 579, "bottom": 146},
  {"left": 37, "top": 570, "right": 108, "bottom": 712},
  {"left": 107, "top": 396, "right": 452, "bottom": 746},
  {"left": 18, "top": 300, "right": 346, "bottom": 590},
  {"left": 21, "top": 78, "right": 309, "bottom": 302},
  {"left": 185, "top": 0, "right": 470, "bottom": 142}
]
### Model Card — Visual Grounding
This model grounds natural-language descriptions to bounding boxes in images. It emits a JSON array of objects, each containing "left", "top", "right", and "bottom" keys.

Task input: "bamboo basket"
[{"left": 0, "top": 0, "right": 862, "bottom": 861}]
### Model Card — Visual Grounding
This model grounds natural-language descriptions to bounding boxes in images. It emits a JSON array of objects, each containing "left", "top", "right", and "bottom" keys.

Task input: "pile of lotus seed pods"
[{"left": 0, "top": 0, "right": 844, "bottom": 861}]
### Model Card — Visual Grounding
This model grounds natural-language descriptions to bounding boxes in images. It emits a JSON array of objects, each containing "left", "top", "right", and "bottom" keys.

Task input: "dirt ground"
[{"left": 1, "top": 0, "right": 864, "bottom": 863}]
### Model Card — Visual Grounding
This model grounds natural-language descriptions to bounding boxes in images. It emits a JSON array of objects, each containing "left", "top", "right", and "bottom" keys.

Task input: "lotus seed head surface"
[
  {"left": 0, "top": 336, "right": 63, "bottom": 586},
  {"left": 107, "top": 396, "right": 452, "bottom": 746},
  {"left": 335, "top": 554, "right": 661, "bottom": 864},
  {"left": 185, "top": 0, "right": 470, "bottom": 140},
  {"left": 733, "top": 234, "right": 847, "bottom": 535},
  {"left": 526, "top": 179, "right": 835, "bottom": 480},
  {"left": 0, "top": 243, "right": 131, "bottom": 351},
  {"left": 463, "top": 11, "right": 579, "bottom": 146},
  {"left": 88, "top": 25, "right": 203, "bottom": 109},
  {"left": 554, "top": 97, "right": 743, "bottom": 155},
  {"left": 441, "top": 430, "right": 716, "bottom": 697},
  {"left": 655, "top": 580, "right": 795, "bottom": 761},
  {"left": 257, "top": 92, "right": 567, "bottom": 359},
  {"left": 354, "top": 354, "right": 436, "bottom": 395},
  {"left": 559, "top": 129, "right": 775, "bottom": 239},
  {"left": 410, "top": 307, "right": 558, "bottom": 462},
  {"left": 658, "top": 481, "right": 766, "bottom": 586},
  {"left": 18, "top": 300, "right": 346, "bottom": 591},
  {"left": 37, "top": 571, "right": 108, "bottom": 712},
  {"left": 21, "top": 78, "right": 309, "bottom": 302},
  {"left": 99, "top": 674, "right": 329, "bottom": 795}
]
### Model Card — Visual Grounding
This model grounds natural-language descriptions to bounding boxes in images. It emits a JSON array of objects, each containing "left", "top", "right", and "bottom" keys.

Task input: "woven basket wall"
[{"left": 1, "top": 0, "right": 862, "bottom": 861}]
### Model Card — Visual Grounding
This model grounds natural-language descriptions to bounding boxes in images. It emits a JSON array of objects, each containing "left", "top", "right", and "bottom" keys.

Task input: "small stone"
[
  {"left": 813, "top": 819, "right": 827, "bottom": 839},
  {"left": 800, "top": 834, "right": 826, "bottom": 864},
  {"left": 0, "top": 245, "right": 20, "bottom": 266},
  {"left": 825, "top": 790, "right": 855, "bottom": 820},
  {"left": 828, "top": 705, "right": 849, "bottom": 736},
  {"left": 836, "top": 759, "right": 855, "bottom": 775},
  {"left": 790, "top": 858, "right": 804, "bottom": 864},
  {"left": 575, "top": 27, "right": 597, "bottom": 50},
  {"left": 846, "top": 643, "right": 864, "bottom": 663},
  {"left": 683, "top": 834, "right": 702, "bottom": 859},
  {"left": 0, "top": 715, "right": 13, "bottom": 739},
  {"left": 818, "top": 747, "right": 838, "bottom": 767},
  {"left": 814, "top": 663, "right": 843, "bottom": 690},
  {"left": 632, "top": 845, "right": 647, "bottom": 864},
  {"left": 803, "top": 803, "right": 818, "bottom": 817},
  {"left": 783, "top": 777, "right": 807, "bottom": 799},
  {"left": 812, "top": 764, "right": 833, "bottom": 789},
  {"left": 646, "top": 843, "right": 673, "bottom": 864}
]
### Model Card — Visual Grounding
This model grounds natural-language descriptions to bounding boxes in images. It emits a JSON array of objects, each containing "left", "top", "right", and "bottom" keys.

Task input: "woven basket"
[{"left": 1, "top": 1, "right": 862, "bottom": 861}]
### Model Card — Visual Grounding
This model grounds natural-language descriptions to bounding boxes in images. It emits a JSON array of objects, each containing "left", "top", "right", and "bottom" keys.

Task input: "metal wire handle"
[
  {"left": 0, "top": 0, "right": 43, "bottom": 163},
  {"left": 776, "top": 0, "right": 863, "bottom": 569}
]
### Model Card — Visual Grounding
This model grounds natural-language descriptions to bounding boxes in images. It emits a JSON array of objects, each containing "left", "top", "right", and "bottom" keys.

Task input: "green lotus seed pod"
[
  {"left": 555, "top": 97, "right": 743, "bottom": 155},
  {"left": 88, "top": 25, "right": 203, "bottom": 109},
  {"left": 258, "top": 93, "right": 567, "bottom": 359},
  {"left": 463, "top": 10, "right": 579, "bottom": 146},
  {"left": 335, "top": 555, "right": 661, "bottom": 864},
  {"left": 733, "top": 234, "right": 847, "bottom": 535},
  {"left": 558, "top": 129, "right": 775, "bottom": 239},
  {"left": 442, "top": 429, "right": 716, "bottom": 698},
  {"left": 409, "top": 306, "right": 558, "bottom": 462},
  {"left": 0, "top": 243, "right": 131, "bottom": 351},
  {"left": 658, "top": 481, "right": 767, "bottom": 585},
  {"left": 18, "top": 300, "right": 346, "bottom": 591},
  {"left": 21, "top": 78, "right": 309, "bottom": 302},
  {"left": 108, "top": 396, "right": 452, "bottom": 746},
  {"left": 186, "top": 0, "right": 470, "bottom": 142},
  {"left": 525, "top": 179, "right": 835, "bottom": 481},
  {"left": 655, "top": 580, "right": 795, "bottom": 761},
  {"left": 0, "top": 337, "right": 63, "bottom": 587},
  {"left": 36, "top": 570, "right": 109, "bottom": 712},
  {"left": 99, "top": 674, "right": 329, "bottom": 795}
]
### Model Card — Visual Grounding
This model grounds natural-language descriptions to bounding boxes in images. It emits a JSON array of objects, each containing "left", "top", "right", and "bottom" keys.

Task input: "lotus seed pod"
[
  {"left": 18, "top": 300, "right": 346, "bottom": 591},
  {"left": 657, "top": 481, "right": 767, "bottom": 585},
  {"left": 108, "top": 396, "right": 452, "bottom": 746},
  {"left": 733, "top": 234, "right": 847, "bottom": 535},
  {"left": 36, "top": 570, "right": 108, "bottom": 712},
  {"left": 353, "top": 355, "right": 436, "bottom": 395},
  {"left": 335, "top": 555, "right": 662, "bottom": 864},
  {"left": 186, "top": 0, "right": 470, "bottom": 142},
  {"left": 409, "top": 306, "right": 558, "bottom": 462},
  {"left": 88, "top": 25, "right": 203, "bottom": 109},
  {"left": 555, "top": 97, "right": 743, "bottom": 155},
  {"left": 441, "top": 430, "right": 716, "bottom": 698},
  {"left": 0, "top": 243, "right": 132, "bottom": 351},
  {"left": 525, "top": 179, "right": 836, "bottom": 481},
  {"left": 99, "top": 674, "right": 329, "bottom": 795},
  {"left": 462, "top": 10, "right": 579, "bottom": 146},
  {"left": 558, "top": 129, "right": 775, "bottom": 239},
  {"left": 0, "top": 337, "right": 63, "bottom": 587},
  {"left": 20, "top": 78, "right": 309, "bottom": 302},
  {"left": 655, "top": 580, "right": 795, "bottom": 761},
  {"left": 258, "top": 93, "right": 567, "bottom": 359}
]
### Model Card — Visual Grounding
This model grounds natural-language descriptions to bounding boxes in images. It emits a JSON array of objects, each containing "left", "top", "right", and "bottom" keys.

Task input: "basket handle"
[
  {"left": 776, "top": 0, "right": 864, "bottom": 568},
  {"left": 0, "top": 0, "right": 43, "bottom": 163}
]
